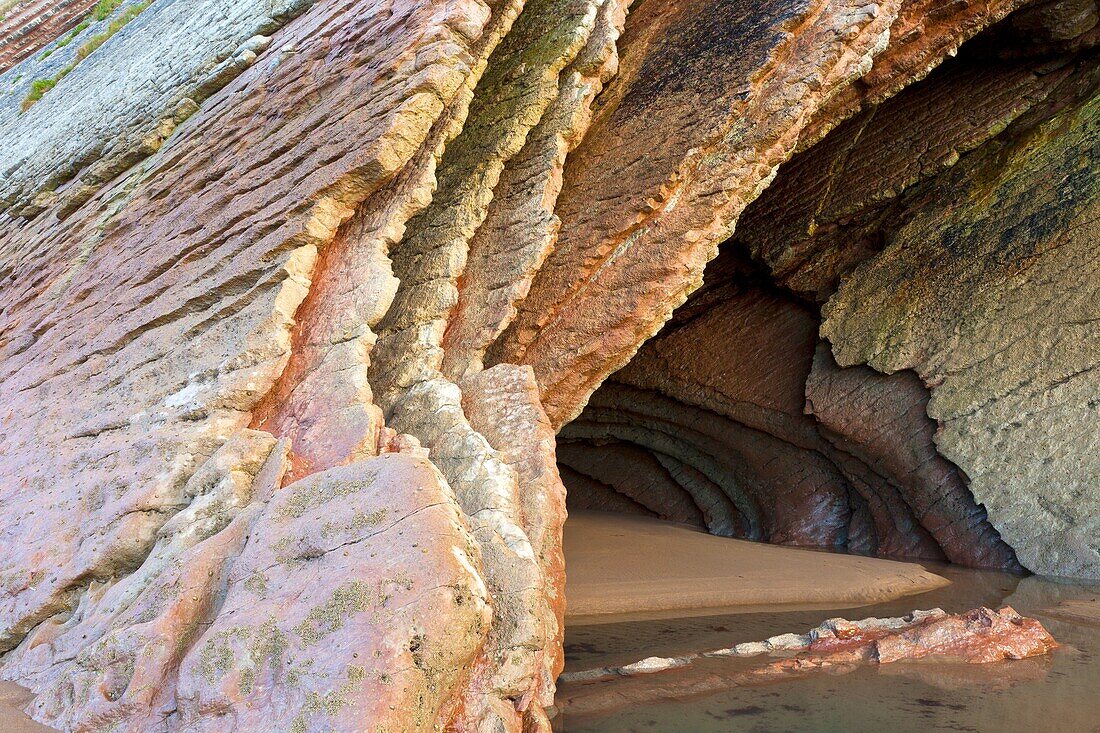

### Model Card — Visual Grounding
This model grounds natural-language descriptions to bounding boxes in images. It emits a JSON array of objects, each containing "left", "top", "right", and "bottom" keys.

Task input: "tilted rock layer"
[{"left": 0, "top": 0, "right": 1096, "bottom": 729}]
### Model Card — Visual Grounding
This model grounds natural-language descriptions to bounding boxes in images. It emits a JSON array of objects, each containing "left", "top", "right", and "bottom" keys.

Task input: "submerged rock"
[{"left": 558, "top": 606, "right": 1058, "bottom": 718}]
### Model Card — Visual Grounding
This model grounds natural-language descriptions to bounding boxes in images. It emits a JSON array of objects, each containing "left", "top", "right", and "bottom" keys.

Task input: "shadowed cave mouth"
[{"left": 556, "top": 6, "right": 1100, "bottom": 573}]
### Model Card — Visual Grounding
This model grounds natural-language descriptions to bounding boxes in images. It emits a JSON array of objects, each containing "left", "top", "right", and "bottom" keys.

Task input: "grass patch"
[
  {"left": 22, "top": 77, "right": 57, "bottom": 108},
  {"left": 22, "top": 0, "right": 151, "bottom": 111},
  {"left": 92, "top": 0, "right": 124, "bottom": 21},
  {"left": 0, "top": 0, "right": 21, "bottom": 22}
]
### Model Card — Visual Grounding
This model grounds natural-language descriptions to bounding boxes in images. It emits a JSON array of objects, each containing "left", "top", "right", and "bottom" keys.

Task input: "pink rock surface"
[{"left": 2, "top": 0, "right": 1090, "bottom": 729}]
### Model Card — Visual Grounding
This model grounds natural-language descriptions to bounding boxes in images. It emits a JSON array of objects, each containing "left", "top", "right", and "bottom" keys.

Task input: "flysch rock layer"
[
  {"left": 558, "top": 606, "right": 1058, "bottom": 719},
  {"left": 248, "top": 0, "right": 529, "bottom": 486},
  {"left": 0, "top": 0, "right": 97, "bottom": 72},
  {"left": 822, "top": 65, "right": 1100, "bottom": 578},
  {"left": 1, "top": 0, "right": 1098, "bottom": 729},
  {"left": 0, "top": 0, "right": 323, "bottom": 219},
  {"left": 561, "top": 253, "right": 1018, "bottom": 567},
  {"left": 737, "top": 43, "right": 1087, "bottom": 301},
  {"left": 460, "top": 364, "right": 568, "bottom": 718},
  {"left": 365, "top": 1, "right": 604, "bottom": 727},
  {"left": 440, "top": 0, "right": 630, "bottom": 381},
  {"left": 797, "top": 0, "right": 1032, "bottom": 148},
  {"left": 6, "top": 453, "right": 490, "bottom": 733},
  {"left": 0, "top": 0, "right": 508, "bottom": 730},
  {"left": 0, "top": 0, "right": 493, "bottom": 652},
  {"left": 491, "top": 0, "right": 902, "bottom": 427}
]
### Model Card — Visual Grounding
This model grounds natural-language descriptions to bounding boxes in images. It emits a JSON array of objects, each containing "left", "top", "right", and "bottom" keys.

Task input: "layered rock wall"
[{"left": 0, "top": 0, "right": 1096, "bottom": 730}]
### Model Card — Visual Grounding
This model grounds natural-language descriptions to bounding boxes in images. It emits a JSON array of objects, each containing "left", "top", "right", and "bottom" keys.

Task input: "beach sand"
[
  {"left": 564, "top": 511, "right": 951, "bottom": 623},
  {"left": 0, "top": 682, "right": 55, "bottom": 733}
]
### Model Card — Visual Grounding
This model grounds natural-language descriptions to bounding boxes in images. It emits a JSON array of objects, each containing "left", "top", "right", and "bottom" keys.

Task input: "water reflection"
[{"left": 555, "top": 567, "right": 1100, "bottom": 732}]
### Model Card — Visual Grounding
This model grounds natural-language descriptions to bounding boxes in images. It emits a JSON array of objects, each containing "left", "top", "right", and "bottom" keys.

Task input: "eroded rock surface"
[
  {"left": 0, "top": 0, "right": 318, "bottom": 218},
  {"left": 493, "top": 0, "right": 902, "bottom": 427},
  {"left": 558, "top": 605, "right": 1058, "bottom": 722},
  {"left": 562, "top": 255, "right": 1019, "bottom": 567},
  {"left": 0, "top": 0, "right": 1097, "bottom": 729},
  {"left": 0, "top": 0, "right": 98, "bottom": 73},
  {"left": 821, "top": 55, "right": 1100, "bottom": 577}
]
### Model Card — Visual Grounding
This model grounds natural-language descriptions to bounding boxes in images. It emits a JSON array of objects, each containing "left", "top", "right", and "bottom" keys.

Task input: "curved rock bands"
[
  {"left": 0, "top": 0, "right": 530, "bottom": 730},
  {"left": 357, "top": 0, "right": 619, "bottom": 727},
  {"left": 0, "top": 0, "right": 1097, "bottom": 731},
  {"left": 730, "top": 13, "right": 1100, "bottom": 576},
  {"left": 491, "top": 0, "right": 903, "bottom": 427},
  {"left": 0, "top": 0, "right": 504, "bottom": 669},
  {"left": 820, "top": 56, "right": 1100, "bottom": 577},
  {"left": 440, "top": 0, "right": 630, "bottom": 381},
  {"left": 559, "top": 254, "right": 1019, "bottom": 568}
]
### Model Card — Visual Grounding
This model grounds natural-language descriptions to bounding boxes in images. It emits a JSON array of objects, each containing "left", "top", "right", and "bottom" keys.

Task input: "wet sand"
[
  {"left": 1040, "top": 596, "right": 1100, "bottom": 626},
  {"left": 564, "top": 511, "right": 950, "bottom": 623},
  {"left": 0, "top": 682, "right": 55, "bottom": 733}
]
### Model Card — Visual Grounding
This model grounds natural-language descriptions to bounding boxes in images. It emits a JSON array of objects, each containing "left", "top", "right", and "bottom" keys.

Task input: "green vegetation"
[
  {"left": 0, "top": 0, "right": 22, "bottom": 22},
  {"left": 40, "top": 18, "right": 93, "bottom": 60},
  {"left": 92, "top": 0, "right": 124, "bottom": 20},
  {"left": 22, "top": 77, "right": 57, "bottom": 108},
  {"left": 22, "top": 0, "right": 151, "bottom": 111}
]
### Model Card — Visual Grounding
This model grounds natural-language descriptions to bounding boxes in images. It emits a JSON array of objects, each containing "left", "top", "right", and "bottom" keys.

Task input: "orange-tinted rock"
[
  {"left": 806, "top": 607, "right": 1058, "bottom": 664},
  {"left": 799, "top": 0, "right": 1030, "bottom": 147},
  {"left": 462, "top": 364, "right": 568, "bottom": 716},
  {"left": 2, "top": 0, "right": 1098, "bottom": 729},
  {"left": 441, "top": 0, "right": 630, "bottom": 381}
]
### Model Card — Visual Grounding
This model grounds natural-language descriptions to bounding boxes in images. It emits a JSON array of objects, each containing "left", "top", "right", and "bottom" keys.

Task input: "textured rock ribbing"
[
  {"left": 822, "top": 76, "right": 1100, "bottom": 577},
  {"left": 0, "top": 0, "right": 1097, "bottom": 730}
]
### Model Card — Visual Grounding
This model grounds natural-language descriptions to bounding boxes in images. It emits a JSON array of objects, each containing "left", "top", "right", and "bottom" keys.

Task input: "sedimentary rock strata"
[
  {"left": 563, "top": 605, "right": 1058, "bottom": 683},
  {"left": 0, "top": 0, "right": 1097, "bottom": 729},
  {"left": 561, "top": 257, "right": 1019, "bottom": 567},
  {"left": 492, "top": 0, "right": 901, "bottom": 427},
  {"left": 0, "top": 0, "right": 97, "bottom": 72},
  {"left": 0, "top": 0, "right": 320, "bottom": 218}
]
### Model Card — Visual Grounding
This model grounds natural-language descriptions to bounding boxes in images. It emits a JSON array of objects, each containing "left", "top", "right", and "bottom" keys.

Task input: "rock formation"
[
  {"left": 0, "top": 0, "right": 1096, "bottom": 730},
  {"left": 558, "top": 606, "right": 1059, "bottom": 717}
]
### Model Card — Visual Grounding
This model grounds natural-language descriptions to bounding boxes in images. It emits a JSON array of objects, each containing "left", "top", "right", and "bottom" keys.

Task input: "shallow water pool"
[{"left": 554, "top": 566, "right": 1100, "bottom": 732}]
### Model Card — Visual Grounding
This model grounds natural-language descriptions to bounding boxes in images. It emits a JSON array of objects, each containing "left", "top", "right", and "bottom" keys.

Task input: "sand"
[
  {"left": 1040, "top": 596, "right": 1100, "bottom": 626},
  {"left": 564, "top": 511, "right": 951, "bottom": 623},
  {"left": 0, "top": 682, "right": 55, "bottom": 733}
]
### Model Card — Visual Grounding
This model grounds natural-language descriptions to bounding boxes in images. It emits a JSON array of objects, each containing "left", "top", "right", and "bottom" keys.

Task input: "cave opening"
[{"left": 556, "top": 2, "right": 1100, "bottom": 580}]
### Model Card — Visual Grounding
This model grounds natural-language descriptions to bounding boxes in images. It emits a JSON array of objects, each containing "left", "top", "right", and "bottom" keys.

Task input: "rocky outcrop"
[
  {"left": 4, "top": 454, "right": 490, "bottom": 733},
  {"left": 0, "top": 0, "right": 320, "bottom": 218},
  {"left": 563, "top": 606, "right": 1057, "bottom": 682},
  {"left": 821, "top": 77, "right": 1100, "bottom": 577},
  {"left": 561, "top": 256, "right": 1019, "bottom": 567},
  {"left": 561, "top": 1, "right": 1098, "bottom": 576},
  {"left": 492, "top": 0, "right": 902, "bottom": 427},
  {"left": 558, "top": 606, "right": 1058, "bottom": 717},
  {"left": 0, "top": 0, "right": 1097, "bottom": 729}
]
